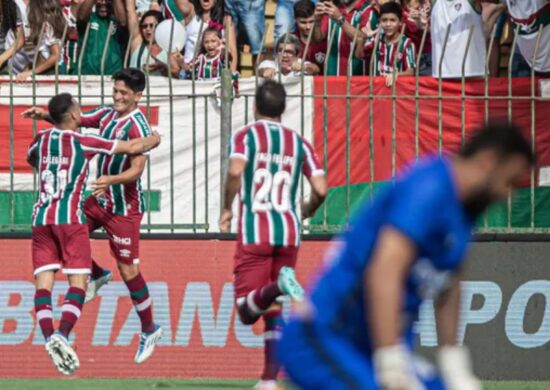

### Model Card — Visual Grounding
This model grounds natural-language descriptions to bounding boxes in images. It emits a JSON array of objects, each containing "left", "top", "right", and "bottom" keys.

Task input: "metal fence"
[{"left": 0, "top": 20, "right": 548, "bottom": 234}]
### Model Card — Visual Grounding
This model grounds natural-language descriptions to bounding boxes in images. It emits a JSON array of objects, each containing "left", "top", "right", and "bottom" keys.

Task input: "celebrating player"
[
  {"left": 219, "top": 80, "right": 327, "bottom": 390},
  {"left": 26, "top": 67, "right": 163, "bottom": 364},
  {"left": 24, "top": 93, "right": 160, "bottom": 376},
  {"left": 278, "top": 122, "right": 534, "bottom": 390}
]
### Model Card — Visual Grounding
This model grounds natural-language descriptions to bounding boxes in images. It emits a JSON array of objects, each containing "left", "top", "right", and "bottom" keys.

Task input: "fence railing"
[{"left": 0, "top": 20, "right": 549, "bottom": 234}]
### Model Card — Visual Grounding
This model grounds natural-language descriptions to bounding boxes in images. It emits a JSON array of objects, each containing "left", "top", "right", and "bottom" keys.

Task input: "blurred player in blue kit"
[{"left": 278, "top": 122, "right": 534, "bottom": 390}]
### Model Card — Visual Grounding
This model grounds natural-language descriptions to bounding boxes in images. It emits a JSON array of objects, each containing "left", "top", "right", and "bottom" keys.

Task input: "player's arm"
[
  {"left": 302, "top": 175, "right": 327, "bottom": 219},
  {"left": 435, "top": 271, "right": 481, "bottom": 389},
  {"left": 90, "top": 133, "right": 160, "bottom": 196},
  {"left": 219, "top": 157, "right": 246, "bottom": 232},
  {"left": 365, "top": 226, "right": 418, "bottom": 389},
  {"left": 21, "top": 107, "right": 54, "bottom": 124}
]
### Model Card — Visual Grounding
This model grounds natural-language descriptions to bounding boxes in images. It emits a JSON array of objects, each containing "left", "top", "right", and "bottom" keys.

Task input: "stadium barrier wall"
[{"left": 1, "top": 236, "right": 550, "bottom": 380}]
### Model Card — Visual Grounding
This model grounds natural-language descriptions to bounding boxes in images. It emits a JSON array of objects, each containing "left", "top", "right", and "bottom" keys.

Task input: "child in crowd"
[
  {"left": 192, "top": 26, "right": 226, "bottom": 80},
  {"left": 356, "top": 2, "right": 415, "bottom": 87}
]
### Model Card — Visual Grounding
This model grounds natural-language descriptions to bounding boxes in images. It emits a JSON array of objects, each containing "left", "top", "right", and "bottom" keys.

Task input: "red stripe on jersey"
[
  {"left": 282, "top": 130, "right": 297, "bottom": 245},
  {"left": 254, "top": 122, "right": 269, "bottom": 243}
]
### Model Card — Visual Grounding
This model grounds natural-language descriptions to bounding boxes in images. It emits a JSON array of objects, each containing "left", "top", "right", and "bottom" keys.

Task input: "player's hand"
[
  {"left": 22, "top": 107, "right": 47, "bottom": 120},
  {"left": 438, "top": 346, "right": 481, "bottom": 390},
  {"left": 219, "top": 209, "right": 233, "bottom": 233},
  {"left": 374, "top": 345, "right": 420, "bottom": 390},
  {"left": 91, "top": 175, "right": 113, "bottom": 197}
]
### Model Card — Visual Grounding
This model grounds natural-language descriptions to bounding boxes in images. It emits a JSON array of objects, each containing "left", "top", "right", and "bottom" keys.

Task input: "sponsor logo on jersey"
[
  {"left": 119, "top": 249, "right": 131, "bottom": 258},
  {"left": 315, "top": 52, "right": 326, "bottom": 64}
]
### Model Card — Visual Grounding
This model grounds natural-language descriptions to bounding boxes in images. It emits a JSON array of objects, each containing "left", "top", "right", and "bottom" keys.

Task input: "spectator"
[
  {"left": 192, "top": 25, "right": 227, "bottom": 79},
  {"left": 481, "top": 1, "right": 506, "bottom": 77},
  {"left": 16, "top": 0, "right": 66, "bottom": 81},
  {"left": 294, "top": 0, "right": 324, "bottom": 74},
  {"left": 60, "top": 0, "right": 82, "bottom": 75},
  {"left": 1, "top": 0, "right": 31, "bottom": 75},
  {"left": 126, "top": 0, "right": 177, "bottom": 76},
  {"left": 76, "top": 0, "right": 127, "bottom": 75},
  {"left": 258, "top": 33, "right": 319, "bottom": 78},
  {"left": 0, "top": 0, "right": 22, "bottom": 72},
  {"left": 502, "top": 0, "right": 550, "bottom": 77},
  {"left": 401, "top": 0, "right": 431, "bottom": 75},
  {"left": 192, "top": 0, "right": 237, "bottom": 71},
  {"left": 356, "top": 2, "right": 415, "bottom": 87},
  {"left": 431, "top": 0, "right": 486, "bottom": 78},
  {"left": 224, "top": 0, "right": 264, "bottom": 60},
  {"left": 312, "top": 0, "right": 373, "bottom": 76}
]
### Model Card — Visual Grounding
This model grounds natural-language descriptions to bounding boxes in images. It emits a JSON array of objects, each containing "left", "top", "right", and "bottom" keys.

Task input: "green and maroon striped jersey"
[
  {"left": 195, "top": 51, "right": 224, "bottom": 80},
  {"left": 28, "top": 128, "right": 117, "bottom": 226},
  {"left": 230, "top": 120, "right": 324, "bottom": 247},
  {"left": 80, "top": 106, "right": 152, "bottom": 216},
  {"left": 363, "top": 33, "right": 416, "bottom": 75}
]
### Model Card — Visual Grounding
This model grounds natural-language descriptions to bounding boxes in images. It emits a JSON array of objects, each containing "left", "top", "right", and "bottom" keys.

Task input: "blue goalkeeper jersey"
[{"left": 307, "top": 157, "right": 473, "bottom": 352}]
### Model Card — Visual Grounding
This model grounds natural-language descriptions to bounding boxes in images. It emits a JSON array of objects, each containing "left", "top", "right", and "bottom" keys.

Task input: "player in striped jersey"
[
  {"left": 28, "top": 68, "right": 164, "bottom": 364},
  {"left": 356, "top": 2, "right": 415, "bottom": 87},
  {"left": 219, "top": 80, "right": 327, "bottom": 390},
  {"left": 24, "top": 93, "right": 160, "bottom": 375}
]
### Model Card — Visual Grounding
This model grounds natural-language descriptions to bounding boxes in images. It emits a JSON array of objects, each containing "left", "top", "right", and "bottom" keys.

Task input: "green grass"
[{"left": 1, "top": 380, "right": 549, "bottom": 390}]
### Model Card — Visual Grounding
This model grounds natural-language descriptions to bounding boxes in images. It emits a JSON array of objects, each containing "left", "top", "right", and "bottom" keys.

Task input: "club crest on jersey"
[
  {"left": 454, "top": 2, "right": 462, "bottom": 11},
  {"left": 115, "top": 128, "right": 125, "bottom": 139},
  {"left": 315, "top": 52, "right": 326, "bottom": 64}
]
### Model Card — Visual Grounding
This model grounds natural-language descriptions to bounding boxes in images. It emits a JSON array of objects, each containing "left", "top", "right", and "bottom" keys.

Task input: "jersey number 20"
[{"left": 252, "top": 169, "right": 291, "bottom": 213}]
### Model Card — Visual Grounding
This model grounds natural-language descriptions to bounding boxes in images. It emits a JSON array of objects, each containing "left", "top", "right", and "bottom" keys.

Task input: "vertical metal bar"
[
  {"left": 8, "top": 51, "right": 15, "bottom": 225},
  {"left": 345, "top": 28, "right": 360, "bottom": 222},
  {"left": 204, "top": 96, "right": 209, "bottom": 232},
  {"left": 100, "top": 21, "right": 115, "bottom": 106},
  {"left": 277, "top": 26, "right": 291, "bottom": 84},
  {"left": 190, "top": 21, "right": 205, "bottom": 232},
  {"left": 31, "top": 24, "right": 47, "bottom": 195},
  {"left": 391, "top": 24, "right": 406, "bottom": 181},
  {"left": 321, "top": 26, "right": 338, "bottom": 229},
  {"left": 530, "top": 26, "right": 543, "bottom": 230},
  {"left": 483, "top": 23, "right": 497, "bottom": 229},
  {"left": 460, "top": 26, "right": 475, "bottom": 148},
  {"left": 255, "top": 29, "right": 268, "bottom": 90},
  {"left": 77, "top": 22, "right": 92, "bottom": 105},
  {"left": 123, "top": 28, "right": 134, "bottom": 68},
  {"left": 55, "top": 23, "right": 69, "bottom": 95},
  {"left": 144, "top": 25, "right": 155, "bottom": 233},
  {"left": 414, "top": 28, "right": 428, "bottom": 161},
  {"left": 300, "top": 22, "right": 314, "bottom": 206},
  {"left": 245, "top": 95, "right": 249, "bottom": 124},
  {"left": 437, "top": 25, "right": 451, "bottom": 156},
  {"left": 507, "top": 24, "right": 520, "bottom": 229},
  {"left": 369, "top": 30, "right": 381, "bottom": 200},
  {"left": 167, "top": 19, "right": 176, "bottom": 231}
]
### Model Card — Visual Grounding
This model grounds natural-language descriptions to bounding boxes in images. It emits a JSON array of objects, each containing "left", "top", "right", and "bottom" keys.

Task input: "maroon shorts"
[
  {"left": 32, "top": 224, "right": 91, "bottom": 276},
  {"left": 84, "top": 196, "right": 142, "bottom": 265},
  {"left": 233, "top": 242, "right": 299, "bottom": 299}
]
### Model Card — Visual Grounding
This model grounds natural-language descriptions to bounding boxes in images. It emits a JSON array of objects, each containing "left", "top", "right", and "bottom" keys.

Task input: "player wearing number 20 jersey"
[
  {"left": 230, "top": 119, "right": 324, "bottom": 247},
  {"left": 220, "top": 81, "right": 327, "bottom": 389}
]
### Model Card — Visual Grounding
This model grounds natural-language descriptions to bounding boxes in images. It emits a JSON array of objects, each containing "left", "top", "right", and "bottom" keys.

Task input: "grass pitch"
[{"left": 1, "top": 379, "right": 549, "bottom": 389}]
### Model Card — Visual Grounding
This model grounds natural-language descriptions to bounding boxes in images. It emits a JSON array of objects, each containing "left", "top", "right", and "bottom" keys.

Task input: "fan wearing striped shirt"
[
  {"left": 219, "top": 80, "right": 327, "bottom": 390},
  {"left": 356, "top": 2, "right": 416, "bottom": 87},
  {"left": 23, "top": 92, "right": 160, "bottom": 376}
]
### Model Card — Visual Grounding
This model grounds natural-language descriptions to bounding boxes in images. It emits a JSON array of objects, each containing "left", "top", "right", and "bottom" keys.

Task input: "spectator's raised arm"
[
  {"left": 312, "top": 2, "right": 326, "bottom": 43},
  {"left": 77, "top": 0, "right": 96, "bottom": 24},
  {"left": 113, "top": 0, "right": 127, "bottom": 26},
  {"left": 126, "top": 0, "right": 141, "bottom": 46}
]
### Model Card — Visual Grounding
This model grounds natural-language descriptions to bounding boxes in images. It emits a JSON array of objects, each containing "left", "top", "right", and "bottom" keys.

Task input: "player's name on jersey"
[
  {"left": 257, "top": 152, "right": 295, "bottom": 166},
  {"left": 42, "top": 156, "right": 69, "bottom": 165}
]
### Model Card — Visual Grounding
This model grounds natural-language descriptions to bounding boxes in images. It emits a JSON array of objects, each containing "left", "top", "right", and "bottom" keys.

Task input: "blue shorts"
[{"left": 279, "top": 319, "right": 447, "bottom": 390}]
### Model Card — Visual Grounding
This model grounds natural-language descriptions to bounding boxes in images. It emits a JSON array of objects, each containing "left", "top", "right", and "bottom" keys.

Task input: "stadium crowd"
[{"left": 0, "top": 0, "right": 548, "bottom": 83}]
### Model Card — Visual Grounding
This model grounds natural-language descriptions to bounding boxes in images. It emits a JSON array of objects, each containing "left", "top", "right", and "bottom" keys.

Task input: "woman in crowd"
[
  {"left": 0, "top": 0, "right": 27, "bottom": 73},
  {"left": 16, "top": 0, "right": 65, "bottom": 80}
]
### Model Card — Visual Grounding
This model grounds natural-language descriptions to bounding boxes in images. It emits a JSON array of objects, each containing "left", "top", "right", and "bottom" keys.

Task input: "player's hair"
[
  {"left": 48, "top": 93, "right": 75, "bottom": 124},
  {"left": 460, "top": 121, "right": 535, "bottom": 165},
  {"left": 294, "top": 0, "right": 315, "bottom": 19},
  {"left": 276, "top": 34, "right": 302, "bottom": 56},
  {"left": 112, "top": 68, "right": 146, "bottom": 93},
  {"left": 380, "top": 2, "right": 403, "bottom": 20},
  {"left": 255, "top": 80, "right": 287, "bottom": 118}
]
